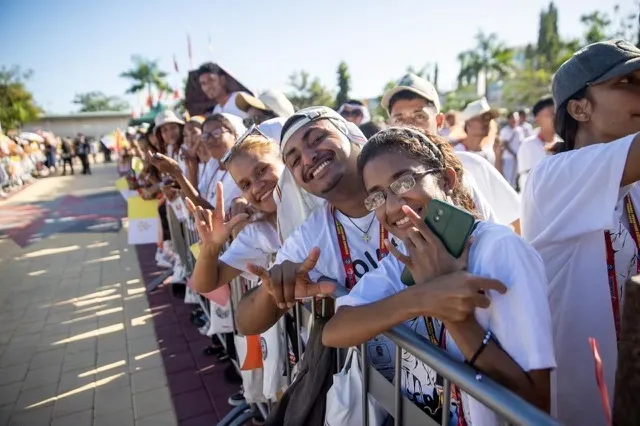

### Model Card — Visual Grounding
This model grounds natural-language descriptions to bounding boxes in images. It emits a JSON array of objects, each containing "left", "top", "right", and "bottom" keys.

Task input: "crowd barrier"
[{"left": 158, "top": 203, "right": 561, "bottom": 426}]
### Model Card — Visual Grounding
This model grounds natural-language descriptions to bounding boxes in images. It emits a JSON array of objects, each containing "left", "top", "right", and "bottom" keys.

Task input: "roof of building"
[{"left": 35, "top": 111, "right": 132, "bottom": 120}]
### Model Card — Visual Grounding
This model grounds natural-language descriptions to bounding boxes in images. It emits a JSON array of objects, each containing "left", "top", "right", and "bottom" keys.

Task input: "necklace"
[{"left": 344, "top": 214, "right": 376, "bottom": 242}]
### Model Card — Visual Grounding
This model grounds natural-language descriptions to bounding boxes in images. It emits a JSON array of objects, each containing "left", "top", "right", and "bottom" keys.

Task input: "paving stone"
[
  {"left": 53, "top": 389, "right": 94, "bottom": 418},
  {"left": 8, "top": 405, "right": 53, "bottom": 426},
  {"left": 133, "top": 386, "right": 173, "bottom": 419},
  {"left": 135, "top": 410, "right": 177, "bottom": 426},
  {"left": 22, "top": 365, "right": 62, "bottom": 390},
  {"left": 95, "top": 385, "right": 132, "bottom": 416},
  {"left": 51, "top": 409, "right": 92, "bottom": 426},
  {"left": 94, "top": 407, "right": 134, "bottom": 426},
  {"left": 0, "top": 382, "right": 22, "bottom": 407},
  {"left": 0, "top": 363, "right": 29, "bottom": 386},
  {"left": 131, "top": 367, "right": 167, "bottom": 394}
]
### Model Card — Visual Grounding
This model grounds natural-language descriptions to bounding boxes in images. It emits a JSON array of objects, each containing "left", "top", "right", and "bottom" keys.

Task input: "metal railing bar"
[
  {"left": 361, "top": 343, "right": 369, "bottom": 426},
  {"left": 394, "top": 345, "right": 402, "bottom": 424},
  {"left": 441, "top": 379, "right": 451, "bottom": 426}
]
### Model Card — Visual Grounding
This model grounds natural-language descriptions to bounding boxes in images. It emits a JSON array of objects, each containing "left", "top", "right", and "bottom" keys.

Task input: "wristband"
[{"left": 467, "top": 329, "right": 492, "bottom": 367}]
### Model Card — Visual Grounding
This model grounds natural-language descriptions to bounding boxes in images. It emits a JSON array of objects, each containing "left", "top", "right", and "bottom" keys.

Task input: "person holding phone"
[{"left": 322, "top": 127, "right": 555, "bottom": 425}]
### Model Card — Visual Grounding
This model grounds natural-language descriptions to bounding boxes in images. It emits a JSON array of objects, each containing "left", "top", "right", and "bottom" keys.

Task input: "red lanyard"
[
  {"left": 604, "top": 195, "right": 640, "bottom": 341},
  {"left": 333, "top": 211, "right": 387, "bottom": 289}
]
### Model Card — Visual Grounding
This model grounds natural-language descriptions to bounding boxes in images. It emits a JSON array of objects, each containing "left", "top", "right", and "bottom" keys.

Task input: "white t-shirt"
[
  {"left": 197, "top": 158, "right": 219, "bottom": 196},
  {"left": 206, "top": 167, "right": 242, "bottom": 215},
  {"left": 498, "top": 126, "right": 525, "bottom": 160},
  {"left": 520, "top": 121, "right": 535, "bottom": 139},
  {"left": 212, "top": 92, "right": 249, "bottom": 119},
  {"left": 453, "top": 143, "right": 496, "bottom": 166},
  {"left": 220, "top": 221, "right": 280, "bottom": 280},
  {"left": 457, "top": 151, "right": 521, "bottom": 226},
  {"left": 337, "top": 221, "right": 556, "bottom": 426},
  {"left": 521, "top": 133, "right": 639, "bottom": 426},
  {"left": 516, "top": 133, "right": 558, "bottom": 191}
]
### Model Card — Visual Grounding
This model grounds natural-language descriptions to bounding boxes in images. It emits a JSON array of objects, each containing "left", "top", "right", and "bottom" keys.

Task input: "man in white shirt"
[
  {"left": 197, "top": 62, "right": 248, "bottom": 119},
  {"left": 518, "top": 109, "right": 535, "bottom": 138},
  {"left": 498, "top": 112, "right": 525, "bottom": 189},
  {"left": 381, "top": 74, "right": 521, "bottom": 232},
  {"left": 517, "top": 95, "right": 561, "bottom": 191}
]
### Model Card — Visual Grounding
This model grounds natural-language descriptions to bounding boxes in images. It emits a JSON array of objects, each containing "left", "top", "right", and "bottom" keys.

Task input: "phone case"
[{"left": 401, "top": 199, "right": 476, "bottom": 287}]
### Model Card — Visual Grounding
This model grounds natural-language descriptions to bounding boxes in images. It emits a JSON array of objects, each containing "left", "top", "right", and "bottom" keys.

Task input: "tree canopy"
[
  {"left": 73, "top": 91, "right": 129, "bottom": 112},
  {"left": 0, "top": 66, "right": 42, "bottom": 131}
]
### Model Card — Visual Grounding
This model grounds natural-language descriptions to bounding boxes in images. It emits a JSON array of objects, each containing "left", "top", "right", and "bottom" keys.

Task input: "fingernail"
[
  {"left": 278, "top": 303, "right": 286, "bottom": 309},
  {"left": 287, "top": 302, "right": 294, "bottom": 309}
]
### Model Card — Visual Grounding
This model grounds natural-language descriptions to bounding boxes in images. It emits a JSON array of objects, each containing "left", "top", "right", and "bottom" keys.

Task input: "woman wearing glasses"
[{"left": 322, "top": 128, "right": 555, "bottom": 425}]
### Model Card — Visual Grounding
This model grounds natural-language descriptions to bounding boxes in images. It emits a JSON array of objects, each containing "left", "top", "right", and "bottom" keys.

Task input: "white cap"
[
  {"left": 235, "top": 89, "right": 295, "bottom": 118},
  {"left": 381, "top": 73, "right": 441, "bottom": 113},
  {"left": 460, "top": 97, "right": 499, "bottom": 122}
]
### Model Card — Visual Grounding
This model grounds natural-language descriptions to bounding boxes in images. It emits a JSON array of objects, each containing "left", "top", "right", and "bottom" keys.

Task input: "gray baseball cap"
[
  {"left": 553, "top": 39, "right": 640, "bottom": 107},
  {"left": 381, "top": 73, "right": 440, "bottom": 114}
]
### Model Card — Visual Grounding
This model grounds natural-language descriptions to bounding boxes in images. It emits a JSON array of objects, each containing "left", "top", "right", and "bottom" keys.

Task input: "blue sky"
[{"left": 0, "top": 0, "right": 627, "bottom": 114}]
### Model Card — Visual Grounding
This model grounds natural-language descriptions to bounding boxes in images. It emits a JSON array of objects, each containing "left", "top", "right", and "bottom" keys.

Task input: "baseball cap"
[
  {"left": 460, "top": 98, "right": 499, "bottom": 122},
  {"left": 235, "top": 89, "right": 295, "bottom": 118},
  {"left": 553, "top": 39, "right": 640, "bottom": 107},
  {"left": 381, "top": 73, "right": 441, "bottom": 113}
]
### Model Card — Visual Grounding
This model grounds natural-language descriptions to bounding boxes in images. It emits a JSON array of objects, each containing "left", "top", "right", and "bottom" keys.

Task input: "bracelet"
[{"left": 467, "top": 329, "right": 492, "bottom": 367}]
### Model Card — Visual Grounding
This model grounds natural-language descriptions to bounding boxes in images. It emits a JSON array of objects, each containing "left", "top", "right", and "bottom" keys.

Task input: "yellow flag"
[
  {"left": 115, "top": 177, "right": 128, "bottom": 191},
  {"left": 131, "top": 156, "right": 144, "bottom": 173},
  {"left": 127, "top": 196, "right": 159, "bottom": 219},
  {"left": 190, "top": 243, "right": 201, "bottom": 260}
]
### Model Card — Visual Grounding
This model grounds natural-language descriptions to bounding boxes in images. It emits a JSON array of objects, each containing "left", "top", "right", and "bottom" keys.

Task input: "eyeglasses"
[
  {"left": 340, "top": 109, "right": 362, "bottom": 118},
  {"left": 202, "top": 127, "right": 229, "bottom": 141},
  {"left": 363, "top": 169, "right": 440, "bottom": 211},
  {"left": 390, "top": 110, "right": 431, "bottom": 126},
  {"left": 220, "top": 124, "right": 268, "bottom": 165}
]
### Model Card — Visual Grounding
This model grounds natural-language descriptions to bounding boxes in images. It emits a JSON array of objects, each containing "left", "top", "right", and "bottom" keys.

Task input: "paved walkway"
[{"left": 0, "top": 163, "right": 229, "bottom": 426}]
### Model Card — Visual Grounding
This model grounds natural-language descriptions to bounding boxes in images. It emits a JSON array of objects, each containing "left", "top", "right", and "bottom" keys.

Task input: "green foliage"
[
  {"left": 581, "top": 11, "right": 613, "bottom": 44},
  {"left": 502, "top": 68, "right": 553, "bottom": 109},
  {"left": 73, "top": 91, "right": 129, "bottom": 112},
  {"left": 0, "top": 66, "right": 42, "bottom": 131},
  {"left": 335, "top": 61, "right": 351, "bottom": 108},
  {"left": 120, "top": 55, "right": 172, "bottom": 102},
  {"left": 286, "top": 70, "right": 334, "bottom": 110},
  {"left": 536, "top": 2, "right": 561, "bottom": 70},
  {"left": 456, "top": 31, "right": 514, "bottom": 96},
  {"left": 372, "top": 80, "right": 396, "bottom": 121}
]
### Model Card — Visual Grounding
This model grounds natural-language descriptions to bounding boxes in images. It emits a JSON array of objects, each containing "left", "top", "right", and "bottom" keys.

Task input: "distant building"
[{"left": 23, "top": 111, "right": 131, "bottom": 138}]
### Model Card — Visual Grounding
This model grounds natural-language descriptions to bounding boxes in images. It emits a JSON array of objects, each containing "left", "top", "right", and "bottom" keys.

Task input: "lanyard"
[
  {"left": 332, "top": 210, "right": 388, "bottom": 289},
  {"left": 604, "top": 194, "right": 640, "bottom": 341},
  {"left": 209, "top": 170, "right": 229, "bottom": 205}
]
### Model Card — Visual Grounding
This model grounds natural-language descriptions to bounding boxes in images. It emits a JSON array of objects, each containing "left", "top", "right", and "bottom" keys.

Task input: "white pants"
[{"left": 501, "top": 157, "right": 518, "bottom": 189}]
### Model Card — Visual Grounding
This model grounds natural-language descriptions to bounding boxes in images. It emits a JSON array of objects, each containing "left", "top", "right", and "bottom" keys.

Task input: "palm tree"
[
  {"left": 457, "top": 31, "right": 514, "bottom": 97},
  {"left": 119, "top": 55, "right": 172, "bottom": 106}
]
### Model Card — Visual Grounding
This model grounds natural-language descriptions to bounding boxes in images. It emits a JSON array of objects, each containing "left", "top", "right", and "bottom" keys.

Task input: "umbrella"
[{"left": 19, "top": 132, "right": 44, "bottom": 143}]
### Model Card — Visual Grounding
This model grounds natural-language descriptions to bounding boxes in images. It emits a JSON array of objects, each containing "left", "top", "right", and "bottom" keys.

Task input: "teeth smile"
[
  {"left": 395, "top": 217, "right": 410, "bottom": 226},
  {"left": 311, "top": 160, "right": 331, "bottom": 178}
]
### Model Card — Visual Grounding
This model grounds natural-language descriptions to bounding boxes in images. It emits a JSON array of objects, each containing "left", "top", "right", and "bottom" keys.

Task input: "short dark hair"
[
  {"left": 388, "top": 90, "right": 435, "bottom": 114},
  {"left": 197, "top": 62, "right": 227, "bottom": 78},
  {"left": 345, "top": 99, "right": 364, "bottom": 107},
  {"left": 532, "top": 95, "right": 554, "bottom": 117},
  {"left": 359, "top": 121, "right": 385, "bottom": 139},
  {"left": 517, "top": 109, "right": 527, "bottom": 116}
]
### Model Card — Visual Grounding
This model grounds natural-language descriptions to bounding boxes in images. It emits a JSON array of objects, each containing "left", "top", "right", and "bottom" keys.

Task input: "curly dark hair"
[{"left": 358, "top": 127, "right": 480, "bottom": 218}]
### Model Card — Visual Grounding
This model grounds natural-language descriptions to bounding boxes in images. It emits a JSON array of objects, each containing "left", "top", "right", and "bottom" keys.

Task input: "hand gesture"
[
  {"left": 415, "top": 271, "right": 507, "bottom": 323},
  {"left": 147, "top": 151, "right": 181, "bottom": 176},
  {"left": 385, "top": 205, "right": 471, "bottom": 284},
  {"left": 185, "top": 182, "right": 249, "bottom": 248},
  {"left": 246, "top": 247, "right": 336, "bottom": 309}
]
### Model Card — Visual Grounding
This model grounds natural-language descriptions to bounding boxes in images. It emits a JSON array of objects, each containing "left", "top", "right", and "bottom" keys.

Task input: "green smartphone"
[{"left": 400, "top": 199, "right": 476, "bottom": 286}]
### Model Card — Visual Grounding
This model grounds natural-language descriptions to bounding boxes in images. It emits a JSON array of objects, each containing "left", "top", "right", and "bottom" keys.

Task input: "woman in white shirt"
[
  {"left": 323, "top": 127, "right": 555, "bottom": 425},
  {"left": 520, "top": 39, "right": 640, "bottom": 425},
  {"left": 187, "top": 133, "right": 284, "bottom": 294}
]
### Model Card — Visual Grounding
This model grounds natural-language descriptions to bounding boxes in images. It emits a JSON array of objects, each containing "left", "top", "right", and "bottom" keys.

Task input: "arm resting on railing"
[
  {"left": 236, "top": 285, "right": 287, "bottom": 335},
  {"left": 323, "top": 280, "right": 551, "bottom": 413},
  {"left": 191, "top": 243, "right": 242, "bottom": 294}
]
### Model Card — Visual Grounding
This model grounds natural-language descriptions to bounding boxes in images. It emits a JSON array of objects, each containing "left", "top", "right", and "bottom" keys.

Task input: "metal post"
[
  {"left": 361, "top": 344, "right": 369, "bottom": 426},
  {"left": 394, "top": 345, "right": 402, "bottom": 425},
  {"left": 294, "top": 302, "right": 303, "bottom": 360},
  {"left": 441, "top": 379, "right": 451, "bottom": 426}
]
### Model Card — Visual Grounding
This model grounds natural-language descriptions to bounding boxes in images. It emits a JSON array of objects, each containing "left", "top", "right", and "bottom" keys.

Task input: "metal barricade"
[{"left": 167, "top": 202, "right": 560, "bottom": 426}]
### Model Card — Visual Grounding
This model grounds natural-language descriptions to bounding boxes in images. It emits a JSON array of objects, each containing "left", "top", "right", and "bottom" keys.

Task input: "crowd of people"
[
  {"left": 0, "top": 128, "right": 49, "bottom": 198},
  {"left": 118, "top": 39, "right": 638, "bottom": 426}
]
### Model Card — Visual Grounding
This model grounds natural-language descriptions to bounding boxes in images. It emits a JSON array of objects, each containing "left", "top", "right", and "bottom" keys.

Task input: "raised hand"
[
  {"left": 185, "top": 182, "right": 249, "bottom": 247},
  {"left": 147, "top": 151, "right": 181, "bottom": 176},
  {"left": 385, "top": 205, "right": 471, "bottom": 284},
  {"left": 246, "top": 247, "right": 336, "bottom": 309}
]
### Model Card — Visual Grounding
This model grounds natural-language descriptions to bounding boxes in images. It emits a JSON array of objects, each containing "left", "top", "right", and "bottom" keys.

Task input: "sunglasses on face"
[
  {"left": 202, "top": 127, "right": 232, "bottom": 141},
  {"left": 363, "top": 169, "right": 440, "bottom": 211},
  {"left": 221, "top": 124, "right": 269, "bottom": 165},
  {"left": 340, "top": 109, "right": 362, "bottom": 118}
]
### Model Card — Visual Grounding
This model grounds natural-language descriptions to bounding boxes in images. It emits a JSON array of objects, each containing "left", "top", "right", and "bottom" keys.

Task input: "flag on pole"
[
  {"left": 187, "top": 32, "right": 194, "bottom": 69},
  {"left": 208, "top": 32, "right": 214, "bottom": 53},
  {"left": 173, "top": 54, "right": 179, "bottom": 73},
  {"left": 173, "top": 89, "right": 180, "bottom": 100},
  {"left": 127, "top": 196, "right": 159, "bottom": 245},
  {"left": 146, "top": 94, "right": 153, "bottom": 108}
]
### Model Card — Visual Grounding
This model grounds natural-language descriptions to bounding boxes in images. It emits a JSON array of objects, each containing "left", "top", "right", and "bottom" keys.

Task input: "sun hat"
[
  {"left": 187, "top": 115, "right": 206, "bottom": 127},
  {"left": 235, "top": 89, "right": 295, "bottom": 118},
  {"left": 552, "top": 39, "right": 640, "bottom": 107},
  {"left": 381, "top": 73, "right": 441, "bottom": 113},
  {"left": 154, "top": 110, "right": 185, "bottom": 131},
  {"left": 460, "top": 97, "right": 499, "bottom": 122}
]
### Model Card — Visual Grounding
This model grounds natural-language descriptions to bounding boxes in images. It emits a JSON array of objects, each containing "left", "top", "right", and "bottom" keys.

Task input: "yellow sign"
[
  {"left": 115, "top": 177, "right": 128, "bottom": 191},
  {"left": 190, "top": 243, "right": 201, "bottom": 260},
  {"left": 127, "top": 196, "right": 159, "bottom": 219}
]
